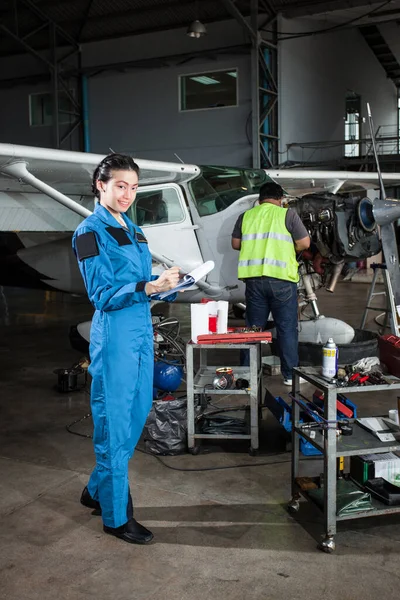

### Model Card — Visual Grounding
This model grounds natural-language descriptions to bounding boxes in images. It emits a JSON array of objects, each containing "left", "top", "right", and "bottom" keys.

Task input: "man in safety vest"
[{"left": 231, "top": 181, "right": 310, "bottom": 386}]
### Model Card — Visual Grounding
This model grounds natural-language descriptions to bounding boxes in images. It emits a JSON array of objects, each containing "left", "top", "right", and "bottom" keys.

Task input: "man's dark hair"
[
  {"left": 259, "top": 181, "right": 284, "bottom": 202},
  {"left": 92, "top": 153, "right": 140, "bottom": 198}
]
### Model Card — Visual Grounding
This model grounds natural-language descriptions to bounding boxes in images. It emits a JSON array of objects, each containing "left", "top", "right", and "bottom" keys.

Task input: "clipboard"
[{"left": 152, "top": 260, "right": 215, "bottom": 299}]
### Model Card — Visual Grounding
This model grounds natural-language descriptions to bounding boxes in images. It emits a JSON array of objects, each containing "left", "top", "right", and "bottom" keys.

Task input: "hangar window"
[
  {"left": 398, "top": 93, "right": 400, "bottom": 154},
  {"left": 344, "top": 92, "right": 361, "bottom": 157},
  {"left": 132, "top": 187, "right": 185, "bottom": 227},
  {"left": 29, "top": 91, "right": 75, "bottom": 127},
  {"left": 179, "top": 69, "right": 238, "bottom": 111}
]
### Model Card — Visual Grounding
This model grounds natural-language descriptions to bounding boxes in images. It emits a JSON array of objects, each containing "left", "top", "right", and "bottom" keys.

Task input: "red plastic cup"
[{"left": 209, "top": 315, "right": 217, "bottom": 333}]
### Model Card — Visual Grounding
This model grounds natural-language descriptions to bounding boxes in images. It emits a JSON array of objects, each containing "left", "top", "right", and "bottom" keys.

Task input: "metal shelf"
[
  {"left": 186, "top": 342, "right": 263, "bottom": 453},
  {"left": 289, "top": 366, "right": 400, "bottom": 552},
  {"left": 296, "top": 366, "right": 400, "bottom": 393},
  {"left": 295, "top": 485, "right": 400, "bottom": 521},
  {"left": 294, "top": 423, "right": 400, "bottom": 457},
  {"left": 193, "top": 366, "right": 260, "bottom": 395}
]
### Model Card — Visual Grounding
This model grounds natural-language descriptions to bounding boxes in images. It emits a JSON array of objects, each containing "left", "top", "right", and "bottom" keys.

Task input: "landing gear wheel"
[
  {"left": 287, "top": 496, "right": 300, "bottom": 513},
  {"left": 248, "top": 447, "right": 258, "bottom": 456},
  {"left": 318, "top": 536, "right": 336, "bottom": 553},
  {"left": 189, "top": 445, "right": 201, "bottom": 455}
]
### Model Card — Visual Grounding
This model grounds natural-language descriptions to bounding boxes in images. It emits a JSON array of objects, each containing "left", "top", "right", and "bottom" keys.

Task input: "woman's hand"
[{"left": 145, "top": 267, "right": 181, "bottom": 296}]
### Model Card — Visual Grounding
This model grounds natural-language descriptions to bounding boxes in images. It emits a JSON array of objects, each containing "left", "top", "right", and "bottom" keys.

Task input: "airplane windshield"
[{"left": 190, "top": 165, "right": 272, "bottom": 216}]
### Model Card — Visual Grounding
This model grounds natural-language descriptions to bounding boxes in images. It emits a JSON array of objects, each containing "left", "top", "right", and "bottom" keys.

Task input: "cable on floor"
[
  {"left": 135, "top": 446, "right": 320, "bottom": 472},
  {"left": 66, "top": 411, "right": 320, "bottom": 472}
]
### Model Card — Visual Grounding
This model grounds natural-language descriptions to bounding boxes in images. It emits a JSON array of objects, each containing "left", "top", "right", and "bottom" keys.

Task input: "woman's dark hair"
[{"left": 92, "top": 153, "right": 140, "bottom": 198}]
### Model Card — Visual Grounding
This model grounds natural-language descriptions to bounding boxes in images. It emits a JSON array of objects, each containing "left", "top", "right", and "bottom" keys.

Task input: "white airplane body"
[{"left": 1, "top": 142, "right": 400, "bottom": 318}]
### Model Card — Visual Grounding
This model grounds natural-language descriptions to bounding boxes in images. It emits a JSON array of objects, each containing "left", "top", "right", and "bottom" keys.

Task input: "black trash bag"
[{"left": 143, "top": 397, "right": 187, "bottom": 455}]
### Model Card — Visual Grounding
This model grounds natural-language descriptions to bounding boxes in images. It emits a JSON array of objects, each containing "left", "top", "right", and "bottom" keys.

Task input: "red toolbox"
[
  {"left": 196, "top": 331, "right": 272, "bottom": 344},
  {"left": 378, "top": 334, "right": 400, "bottom": 377}
]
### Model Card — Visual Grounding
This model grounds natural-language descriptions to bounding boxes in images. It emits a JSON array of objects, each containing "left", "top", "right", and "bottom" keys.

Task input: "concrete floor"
[{"left": 1, "top": 283, "right": 400, "bottom": 600}]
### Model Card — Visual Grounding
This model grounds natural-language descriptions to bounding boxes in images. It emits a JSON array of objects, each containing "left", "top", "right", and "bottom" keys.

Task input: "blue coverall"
[{"left": 72, "top": 202, "right": 164, "bottom": 528}]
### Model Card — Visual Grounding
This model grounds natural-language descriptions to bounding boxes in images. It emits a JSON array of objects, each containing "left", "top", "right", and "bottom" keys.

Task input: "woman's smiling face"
[{"left": 97, "top": 169, "right": 139, "bottom": 214}]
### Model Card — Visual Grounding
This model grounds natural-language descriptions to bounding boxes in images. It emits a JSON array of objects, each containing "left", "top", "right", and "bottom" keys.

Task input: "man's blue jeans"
[{"left": 244, "top": 276, "right": 298, "bottom": 380}]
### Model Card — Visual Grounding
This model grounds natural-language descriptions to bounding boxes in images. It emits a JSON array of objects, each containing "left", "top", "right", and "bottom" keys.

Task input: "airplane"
[{"left": 1, "top": 140, "right": 400, "bottom": 343}]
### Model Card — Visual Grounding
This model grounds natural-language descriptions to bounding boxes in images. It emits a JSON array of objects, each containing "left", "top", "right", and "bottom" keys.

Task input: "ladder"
[{"left": 360, "top": 263, "right": 400, "bottom": 337}]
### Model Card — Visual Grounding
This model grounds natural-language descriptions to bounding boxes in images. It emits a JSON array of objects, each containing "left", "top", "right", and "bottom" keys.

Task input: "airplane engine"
[{"left": 291, "top": 192, "right": 382, "bottom": 264}]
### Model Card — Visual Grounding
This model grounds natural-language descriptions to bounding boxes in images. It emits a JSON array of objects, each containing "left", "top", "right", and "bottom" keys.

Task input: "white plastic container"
[{"left": 388, "top": 409, "right": 399, "bottom": 425}]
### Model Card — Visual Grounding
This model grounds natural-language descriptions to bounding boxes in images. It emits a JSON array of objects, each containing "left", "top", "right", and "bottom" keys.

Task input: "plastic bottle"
[{"left": 322, "top": 337, "right": 338, "bottom": 379}]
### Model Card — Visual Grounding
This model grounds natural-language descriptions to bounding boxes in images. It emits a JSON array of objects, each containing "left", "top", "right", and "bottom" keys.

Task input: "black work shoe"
[
  {"left": 80, "top": 486, "right": 101, "bottom": 513},
  {"left": 103, "top": 518, "right": 154, "bottom": 545}
]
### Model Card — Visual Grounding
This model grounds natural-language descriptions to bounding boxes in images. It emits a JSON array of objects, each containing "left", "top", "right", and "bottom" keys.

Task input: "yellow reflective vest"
[{"left": 238, "top": 203, "right": 299, "bottom": 283}]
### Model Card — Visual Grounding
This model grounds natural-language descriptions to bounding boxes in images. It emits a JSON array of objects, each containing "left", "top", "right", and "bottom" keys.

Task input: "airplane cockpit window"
[
  {"left": 129, "top": 187, "right": 185, "bottom": 227},
  {"left": 190, "top": 166, "right": 271, "bottom": 216}
]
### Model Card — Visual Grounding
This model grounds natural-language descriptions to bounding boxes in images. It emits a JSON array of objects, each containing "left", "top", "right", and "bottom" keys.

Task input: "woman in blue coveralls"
[{"left": 72, "top": 154, "right": 180, "bottom": 545}]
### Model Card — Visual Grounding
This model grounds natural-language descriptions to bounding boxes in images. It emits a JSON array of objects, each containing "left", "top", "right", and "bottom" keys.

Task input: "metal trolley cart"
[
  {"left": 288, "top": 366, "right": 400, "bottom": 553},
  {"left": 186, "top": 342, "right": 263, "bottom": 455}
]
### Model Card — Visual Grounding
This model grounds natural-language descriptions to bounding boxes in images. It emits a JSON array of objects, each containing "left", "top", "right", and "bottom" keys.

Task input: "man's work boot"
[{"left": 103, "top": 518, "right": 154, "bottom": 545}]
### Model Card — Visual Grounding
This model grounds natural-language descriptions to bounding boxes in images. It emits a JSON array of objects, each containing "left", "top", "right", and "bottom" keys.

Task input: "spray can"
[{"left": 322, "top": 338, "right": 338, "bottom": 379}]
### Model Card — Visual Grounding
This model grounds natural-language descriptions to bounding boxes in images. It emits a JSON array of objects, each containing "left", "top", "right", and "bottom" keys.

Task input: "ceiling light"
[
  {"left": 187, "top": 19, "right": 207, "bottom": 38},
  {"left": 190, "top": 75, "right": 219, "bottom": 85}
]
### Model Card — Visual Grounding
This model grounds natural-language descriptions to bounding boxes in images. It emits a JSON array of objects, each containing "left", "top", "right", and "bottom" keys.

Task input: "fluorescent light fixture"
[
  {"left": 227, "top": 71, "right": 237, "bottom": 78},
  {"left": 190, "top": 76, "right": 219, "bottom": 85}
]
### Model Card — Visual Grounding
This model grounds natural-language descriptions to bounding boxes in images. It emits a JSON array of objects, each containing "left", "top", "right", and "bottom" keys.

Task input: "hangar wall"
[
  {"left": 84, "top": 19, "right": 252, "bottom": 165},
  {"left": 87, "top": 55, "right": 251, "bottom": 166},
  {"left": 279, "top": 17, "right": 398, "bottom": 164},
  {"left": 0, "top": 16, "right": 397, "bottom": 168}
]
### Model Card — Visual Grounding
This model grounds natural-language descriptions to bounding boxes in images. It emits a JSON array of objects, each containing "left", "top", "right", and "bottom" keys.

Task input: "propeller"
[{"left": 366, "top": 102, "right": 400, "bottom": 311}]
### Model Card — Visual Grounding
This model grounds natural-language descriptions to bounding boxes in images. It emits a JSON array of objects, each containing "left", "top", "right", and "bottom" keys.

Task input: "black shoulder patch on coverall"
[
  {"left": 105, "top": 226, "right": 132, "bottom": 246},
  {"left": 76, "top": 231, "right": 99, "bottom": 260},
  {"left": 135, "top": 231, "right": 148, "bottom": 243}
]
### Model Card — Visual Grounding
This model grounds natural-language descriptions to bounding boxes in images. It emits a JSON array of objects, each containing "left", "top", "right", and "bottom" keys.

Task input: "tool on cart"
[
  {"left": 212, "top": 367, "right": 235, "bottom": 390},
  {"left": 312, "top": 389, "right": 355, "bottom": 419}
]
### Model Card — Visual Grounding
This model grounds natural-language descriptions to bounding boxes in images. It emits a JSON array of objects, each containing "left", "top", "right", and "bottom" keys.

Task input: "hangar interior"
[{"left": 2, "top": 1, "right": 400, "bottom": 599}]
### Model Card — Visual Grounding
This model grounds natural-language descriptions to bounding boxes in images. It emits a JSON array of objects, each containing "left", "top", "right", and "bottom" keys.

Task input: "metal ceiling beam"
[
  {"left": 0, "top": 0, "right": 83, "bottom": 151},
  {"left": 220, "top": 0, "right": 257, "bottom": 42},
  {"left": 76, "top": 0, "right": 96, "bottom": 42},
  {"left": 18, "top": 0, "right": 79, "bottom": 49},
  {"left": 280, "top": 0, "right": 377, "bottom": 18},
  {"left": 25, "top": 0, "right": 201, "bottom": 32}
]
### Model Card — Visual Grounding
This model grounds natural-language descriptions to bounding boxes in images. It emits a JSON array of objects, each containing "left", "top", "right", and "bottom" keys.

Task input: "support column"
[
  {"left": 220, "top": 0, "right": 279, "bottom": 167},
  {"left": 50, "top": 23, "right": 60, "bottom": 149},
  {"left": 251, "top": 0, "right": 260, "bottom": 169}
]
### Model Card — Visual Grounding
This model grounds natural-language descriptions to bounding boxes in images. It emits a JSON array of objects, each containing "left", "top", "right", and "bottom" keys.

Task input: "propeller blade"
[
  {"left": 367, "top": 103, "right": 400, "bottom": 310},
  {"left": 366, "top": 102, "right": 386, "bottom": 201}
]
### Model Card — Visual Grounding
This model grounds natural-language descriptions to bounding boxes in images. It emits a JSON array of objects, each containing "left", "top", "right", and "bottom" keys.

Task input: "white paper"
[
  {"left": 191, "top": 303, "right": 209, "bottom": 343},
  {"left": 152, "top": 260, "right": 215, "bottom": 300},
  {"left": 356, "top": 417, "right": 396, "bottom": 442}
]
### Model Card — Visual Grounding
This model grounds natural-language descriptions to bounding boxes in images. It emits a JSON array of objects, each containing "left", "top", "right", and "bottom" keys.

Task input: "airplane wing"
[
  {"left": 0, "top": 143, "right": 200, "bottom": 195},
  {"left": 0, "top": 143, "right": 223, "bottom": 297},
  {"left": 265, "top": 169, "right": 400, "bottom": 196}
]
